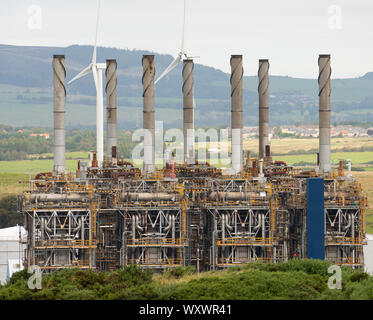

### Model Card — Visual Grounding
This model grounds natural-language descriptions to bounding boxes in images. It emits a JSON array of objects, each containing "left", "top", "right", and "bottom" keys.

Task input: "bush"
[
  {"left": 164, "top": 266, "right": 195, "bottom": 279},
  {"left": 1, "top": 260, "right": 373, "bottom": 300}
]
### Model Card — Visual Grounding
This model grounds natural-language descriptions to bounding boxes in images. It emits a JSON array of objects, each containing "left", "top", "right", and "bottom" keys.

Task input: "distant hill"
[{"left": 0, "top": 44, "right": 373, "bottom": 129}]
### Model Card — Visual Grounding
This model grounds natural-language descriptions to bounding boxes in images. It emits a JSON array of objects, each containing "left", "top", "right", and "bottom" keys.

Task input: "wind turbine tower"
[{"left": 68, "top": 0, "right": 106, "bottom": 167}]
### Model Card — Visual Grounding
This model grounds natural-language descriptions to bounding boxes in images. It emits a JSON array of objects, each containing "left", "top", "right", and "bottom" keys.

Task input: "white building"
[
  {"left": 364, "top": 234, "right": 373, "bottom": 275},
  {"left": 0, "top": 226, "right": 27, "bottom": 285}
]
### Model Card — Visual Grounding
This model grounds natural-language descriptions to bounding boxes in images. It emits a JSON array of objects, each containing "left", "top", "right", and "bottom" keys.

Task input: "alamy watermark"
[
  {"left": 328, "top": 5, "right": 343, "bottom": 30},
  {"left": 131, "top": 123, "right": 231, "bottom": 166},
  {"left": 27, "top": 265, "right": 42, "bottom": 290},
  {"left": 28, "top": 5, "right": 43, "bottom": 30},
  {"left": 328, "top": 265, "right": 342, "bottom": 290}
]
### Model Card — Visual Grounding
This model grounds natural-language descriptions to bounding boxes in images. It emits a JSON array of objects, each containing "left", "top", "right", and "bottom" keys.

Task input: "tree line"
[{"left": 0, "top": 125, "right": 135, "bottom": 161}]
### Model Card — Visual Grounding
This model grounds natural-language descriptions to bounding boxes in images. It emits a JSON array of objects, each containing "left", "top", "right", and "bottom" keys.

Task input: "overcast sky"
[{"left": 0, "top": 0, "right": 372, "bottom": 78}]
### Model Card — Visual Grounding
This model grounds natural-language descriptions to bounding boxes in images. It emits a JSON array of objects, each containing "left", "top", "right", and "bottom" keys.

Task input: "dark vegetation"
[
  {"left": 0, "top": 196, "right": 22, "bottom": 228},
  {"left": 1, "top": 260, "right": 373, "bottom": 300},
  {"left": 0, "top": 125, "right": 135, "bottom": 161}
]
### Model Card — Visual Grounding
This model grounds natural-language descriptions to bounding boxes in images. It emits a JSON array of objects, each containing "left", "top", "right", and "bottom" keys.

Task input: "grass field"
[
  {"left": 28, "top": 152, "right": 90, "bottom": 160},
  {"left": 273, "top": 152, "right": 373, "bottom": 165},
  {"left": 244, "top": 137, "right": 373, "bottom": 154}
]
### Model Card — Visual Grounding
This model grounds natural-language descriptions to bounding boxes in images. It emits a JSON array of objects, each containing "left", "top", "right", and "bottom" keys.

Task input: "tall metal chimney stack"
[
  {"left": 106, "top": 59, "right": 118, "bottom": 160},
  {"left": 142, "top": 55, "right": 156, "bottom": 173},
  {"left": 183, "top": 59, "right": 195, "bottom": 165},
  {"left": 258, "top": 59, "right": 270, "bottom": 160},
  {"left": 230, "top": 55, "right": 243, "bottom": 174},
  {"left": 52, "top": 55, "right": 66, "bottom": 174},
  {"left": 318, "top": 54, "right": 331, "bottom": 173}
]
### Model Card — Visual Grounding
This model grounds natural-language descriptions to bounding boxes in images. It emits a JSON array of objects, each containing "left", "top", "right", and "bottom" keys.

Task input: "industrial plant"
[{"left": 16, "top": 50, "right": 368, "bottom": 273}]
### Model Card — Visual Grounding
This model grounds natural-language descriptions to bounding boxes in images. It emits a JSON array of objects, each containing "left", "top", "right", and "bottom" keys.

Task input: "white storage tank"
[{"left": 0, "top": 226, "right": 27, "bottom": 284}]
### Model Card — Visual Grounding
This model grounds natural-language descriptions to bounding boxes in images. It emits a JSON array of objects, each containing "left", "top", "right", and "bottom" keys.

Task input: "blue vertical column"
[{"left": 307, "top": 178, "right": 325, "bottom": 259}]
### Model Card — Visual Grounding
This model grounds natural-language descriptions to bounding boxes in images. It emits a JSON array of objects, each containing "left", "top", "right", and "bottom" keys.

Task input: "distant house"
[{"left": 30, "top": 133, "right": 50, "bottom": 139}]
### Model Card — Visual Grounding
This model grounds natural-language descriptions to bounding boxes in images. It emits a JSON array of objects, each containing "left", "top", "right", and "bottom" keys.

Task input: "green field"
[
  {"left": 366, "top": 214, "right": 373, "bottom": 234},
  {"left": 273, "top": 152, "right": 373, "bottom": 166}
]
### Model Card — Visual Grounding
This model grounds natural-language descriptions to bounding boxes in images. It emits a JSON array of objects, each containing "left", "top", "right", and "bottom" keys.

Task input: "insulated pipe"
[
  {"left": 254, "top": 214, "right": 262, "bottom": 231},
  {"left": 142, "top": 55, "right": 156, "bottom": 174},
  {"left": 225, "top": 213, "right": 233, "bottom": 231},
  {"left": 208, "top": 192, "right": 260, "bottom": 201},
  {"left": 121, "top": 192, "right": 177, "bottom": 202},
  {"left": 135, "top": 214, "right": 144, "bottom": 232},
  {"left": 73, "top": 218, "right": 82, "bottom": 233},
  {"left": 183, "top": 59, "right": 195, "bottom": 165},
  {"left": 258, "top": 59, "right": 270, "bottom": 160},
  {"left": 230, "top": 55, "right": 243, "bottom": 174},
  {"left": 172, "top": 215, "right": 176, "bottom": 241},
  {"left": 132, "top": 215, "right": 136, "bottom": 241},
  {"left": 164, "top": 213, "right": 172, "bottom": 232},
  {"left": 318, "top": 54, "right": 332, "bottom": 173},
  {"left": 30, "top": 193, "right": 87, "bottom": 203},
  {"left": 106, "top": 59, "right": 118, "bottom": 159},
  {"left": 52, "top": 55, "right": 66, "bottom": 174}
]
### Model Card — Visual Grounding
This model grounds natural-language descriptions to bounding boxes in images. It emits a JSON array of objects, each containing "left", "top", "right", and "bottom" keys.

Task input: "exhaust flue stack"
[
  {"left": 230, "top": 55, "right": 243, "bottom": 174},
  {"left": 142, "top": 55, "right": 156, "bottom": 173},
  {"left": 318, "top": 54, "right": 331, "bottom": 173},
  {"left": 53, "top": 55, "right": 66, "bottom": 174},
  {"left": 183, "top": 59, "right": 195, "bottom": 165},
  {"left": 258, "top": 59, "right": 270, "bottom": 160},
  {"left": 106, "top": 59, "right": 118, "bottom": 160}
]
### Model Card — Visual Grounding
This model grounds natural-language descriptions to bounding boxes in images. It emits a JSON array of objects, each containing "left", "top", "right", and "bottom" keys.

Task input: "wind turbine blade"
[
  {"left": 181, "top": 0, "right": 187, "bottom": 54},
  {"left": 92, "top": 65, "right": 99, "bottom": 92},
  {"left": 92, "top": 0, "right": 101, "bottom": 64},
  {"left": 155, "top": 55, "right": 182, "bottom": 84},
  {"left": 68, "top": 65, "right": 93, "bottom": 84}
]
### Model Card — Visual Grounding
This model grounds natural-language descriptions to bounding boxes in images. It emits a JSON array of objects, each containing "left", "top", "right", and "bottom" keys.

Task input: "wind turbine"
[
  {"left": 155, "top": 0, "right": 198, "bottom": 85},
  {"left": 68, "top": 0, "right": 106, "bottom": 166}
]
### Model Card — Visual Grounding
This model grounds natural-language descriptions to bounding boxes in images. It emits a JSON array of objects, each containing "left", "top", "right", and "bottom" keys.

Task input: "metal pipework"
[
  {"left": 106, "top": 59, "right": 118, "bottom": 159},
  {"left": 231, "top": 55, "right": 243, "bottom": 174},
  {"left": 318, "top": 54, "right": 332, "bottom": 173},
  {"left": 142, "top": 55, "right": 156, "bottom": 174},
  {"left": 208, "top": 192, "right": 260, "bottom": 201},
  {"left": 120, "top": 192, "right": 177, "bottom": 202},
  {"left": 183, "top": 59, "right": 195, "bottom": 165},
  {"left": 53, "top": 55, "right": 66, "bottom": 174},
  {"left": 258, "top": 59, "right": 270, "bottom": 160},
  {"left": 30, "top": 193, "right": 88, "bottom": 203}
]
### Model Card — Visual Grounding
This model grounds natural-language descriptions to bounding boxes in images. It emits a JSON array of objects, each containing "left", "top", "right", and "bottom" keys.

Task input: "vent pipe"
[
  {"left": 258, "top": 59, "right": 270, "bottom": 160},
  {"left": 52, "top": 55, "right": 66, "bottom": 174},
  {"left": 318, "top": 54, "right": 331, "bottom": 173},
  {"left": 106, "top": 59, "right": 117, "bottom": 160},
  {"left": 142, "top": 55, "right": 155, "bottom": 174},
  {"left": 183, "top": 59, "right": 195, "bottom": 165},
  {"left": 230, "top": 55, "right": 243, "bottom": 174}
]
